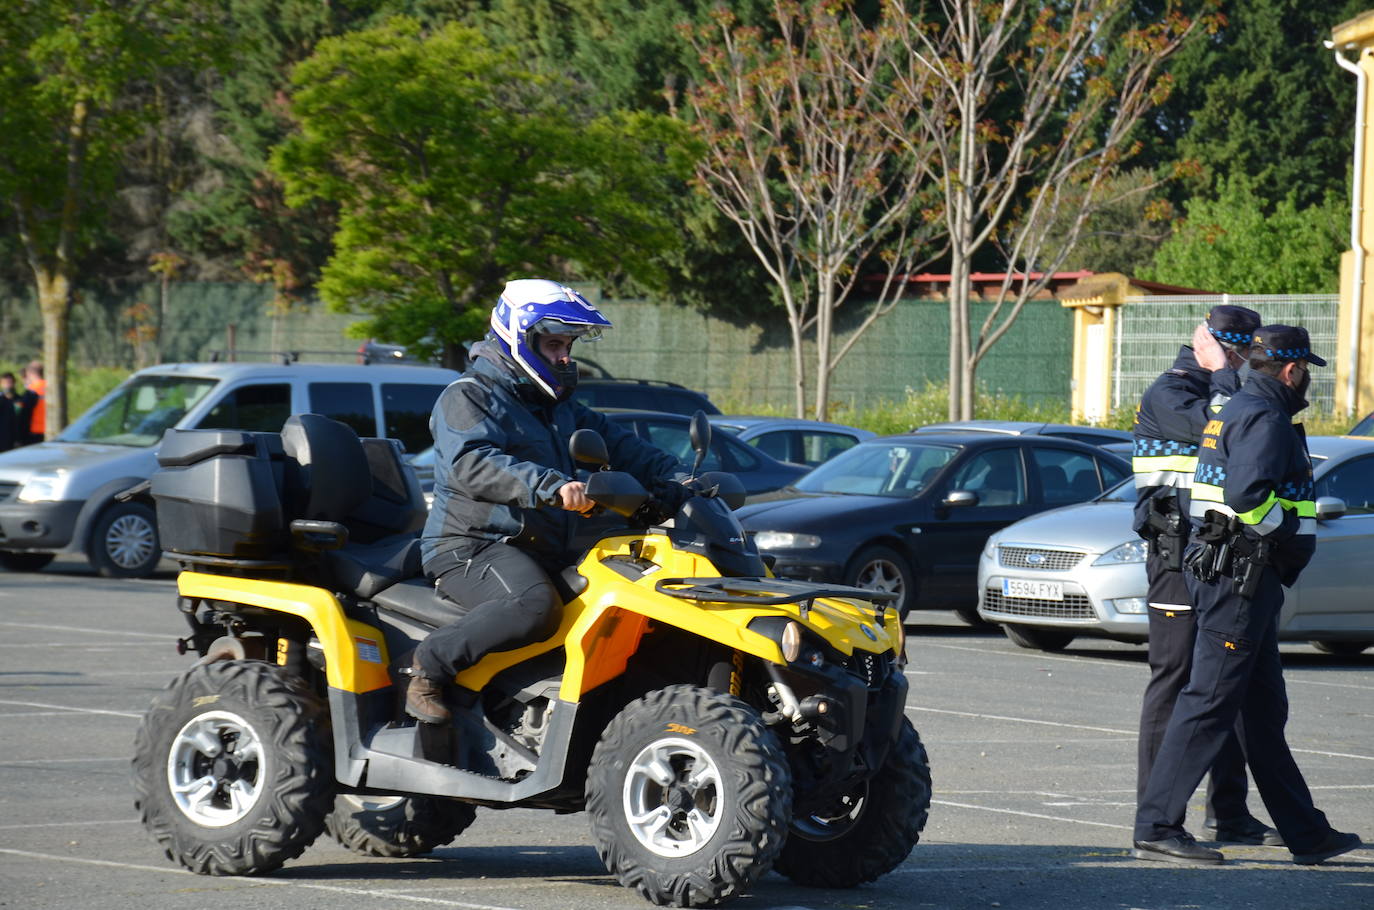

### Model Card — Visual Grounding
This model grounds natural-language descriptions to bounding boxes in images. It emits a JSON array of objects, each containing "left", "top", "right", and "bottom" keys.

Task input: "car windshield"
[
  {"left": 57, "top": 375, "right": 217, "bottom": 447},
  {"left": 794, "top": 441, "right": 958, "bottom": 497}
]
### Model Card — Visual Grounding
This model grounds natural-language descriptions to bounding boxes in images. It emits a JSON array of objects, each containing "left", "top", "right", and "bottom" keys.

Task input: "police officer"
[
  {"left": 1132, "top": 304, "right": 1281, "bottom": 848},
  {"left": 406, "top": 279, "right": 687, "bottom": 724},
  {"left": 1132, "top": 325, "right": 1362, "bottom": 865}
]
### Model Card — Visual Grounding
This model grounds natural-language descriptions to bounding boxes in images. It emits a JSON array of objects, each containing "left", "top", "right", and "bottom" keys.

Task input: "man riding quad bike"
[{"left": 130, "top": 410, "right": 931, "bottom": 907}]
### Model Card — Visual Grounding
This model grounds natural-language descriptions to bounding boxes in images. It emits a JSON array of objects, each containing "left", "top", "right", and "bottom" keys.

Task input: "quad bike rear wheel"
[
  {"left": 772, "top": 717, "right": 931, "bottom": 888},
  {"left": 325, "top": 794, "right": 476, "bottom": 857},
  {"left": 586, "top": 684, "right": 792, "bottom": 908},
  {"left": 131, "top": 660, "right": 334, "bottom": 875}
]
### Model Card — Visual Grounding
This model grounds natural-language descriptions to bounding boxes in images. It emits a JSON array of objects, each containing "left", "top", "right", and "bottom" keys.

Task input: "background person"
[
  {"left": 0, "top": 372, "right": 17, "bottom": 452},
  {"left": 18, "top": 360, "right": 44, "bottom": 445},
  {"left": 1131, "top": 304, "right": 1280, "bottom": 848},
  {"left": 407, "top": 279, "right": 687, "bottom": 724},
  {"left": 1132, "top": 325, "right": 1362, "bottom": 866}
]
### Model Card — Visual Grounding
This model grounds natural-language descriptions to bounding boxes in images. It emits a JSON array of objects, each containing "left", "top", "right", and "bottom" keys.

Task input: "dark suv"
[{"left": 571, "top": 377, "right": 720, "bottom": 416}]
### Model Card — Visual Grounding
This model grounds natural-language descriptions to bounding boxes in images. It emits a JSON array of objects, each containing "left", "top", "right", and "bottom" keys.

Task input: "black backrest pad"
[{"left": 280, "top": 414, "right": 373, "bottom": 521}]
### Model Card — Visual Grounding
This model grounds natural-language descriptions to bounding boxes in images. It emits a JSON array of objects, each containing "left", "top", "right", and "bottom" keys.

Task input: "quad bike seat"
[
  {"left": 371, "top": 565, "right": 589, "bottom": 630},
  {"left": 279, "top": 414, "right": 427, "bottom": 599}
]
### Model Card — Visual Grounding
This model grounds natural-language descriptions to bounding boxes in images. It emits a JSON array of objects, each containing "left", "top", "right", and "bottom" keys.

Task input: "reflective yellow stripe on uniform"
[
  {"left": 1191, "top": 481, "right": 1315, "bottom": 536},
  {"left": 1133, "top": 454, "right": 1198, "bottom": 489}
]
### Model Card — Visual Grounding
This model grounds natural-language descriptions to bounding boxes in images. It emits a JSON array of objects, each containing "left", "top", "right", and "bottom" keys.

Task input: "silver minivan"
[{"left": 0, "top": 361, "right": 458, "bottom": 577}]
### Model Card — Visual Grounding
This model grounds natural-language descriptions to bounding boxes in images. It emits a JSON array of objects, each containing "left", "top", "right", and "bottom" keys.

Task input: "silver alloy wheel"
[
  {"left": 166, "top": 710, "right": 266, "bottom": 827},
  {"left": 622, "top": 737, "right": 723, "bottom": 858},
  {"left": 105, "top": 512, "right": 157, "bottom": 570},
  {"left": 856, "top": 558, "right": 905, "bottom": 603}
]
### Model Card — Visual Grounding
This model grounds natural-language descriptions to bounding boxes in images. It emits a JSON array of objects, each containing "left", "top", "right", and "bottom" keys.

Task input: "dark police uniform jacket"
[
  {"left": 1188, "top": 371, "right": 1316, "bottom": 587},
  {"left": 421, "top": 342, "right": 684, "bottom": 567},
  {"left": 1131, "top": 346, "right": 1240, "bottom": 538}
]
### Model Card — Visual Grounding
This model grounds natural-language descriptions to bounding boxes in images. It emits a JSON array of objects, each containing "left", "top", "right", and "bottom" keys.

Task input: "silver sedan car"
[{"left": 977, "top": 436, "right": 1374, "bottom": 655}]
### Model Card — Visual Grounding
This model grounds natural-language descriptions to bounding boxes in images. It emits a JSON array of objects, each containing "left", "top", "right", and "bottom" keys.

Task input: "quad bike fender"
[{"left": 177, "top": 572, "right": 392, "bottom": 694}]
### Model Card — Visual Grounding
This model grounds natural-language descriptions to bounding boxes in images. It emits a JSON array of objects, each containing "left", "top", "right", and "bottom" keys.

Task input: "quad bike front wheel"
[
  {"left": 131, "top": 660, "right": 334, "bottom": 875},
  {"left": 772, "top": 716, "right": 931, "bottom": 888},
  {"left": 325, "top": 794, "right": 476, "bottom": 857},
  {"left": 586, "top": 685, "right": 792, "bottom": 908}
]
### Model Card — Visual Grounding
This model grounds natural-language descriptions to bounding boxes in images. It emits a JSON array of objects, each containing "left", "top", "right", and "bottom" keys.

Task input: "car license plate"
[{"left": 1003, "top": 578, "right": 1063, "bottom": 601}]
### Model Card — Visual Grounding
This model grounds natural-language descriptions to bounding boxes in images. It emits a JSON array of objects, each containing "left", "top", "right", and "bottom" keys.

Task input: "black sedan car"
[{"left": 736, "top": 433, "right": 1131, "bottom": 622}]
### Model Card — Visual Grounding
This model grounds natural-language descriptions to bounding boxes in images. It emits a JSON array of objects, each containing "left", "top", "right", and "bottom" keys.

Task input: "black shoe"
[
  {"left": 405, "top": 659, "right": 452, "bottom": 725},
  {"left": 1291, "top": 830, "right": 1362, "bottom": 865},
  {"left": 1133, "top": 833, "right": 1225, "bottom": 865},
  {"left": 1205, "top": 816, "right": 1285, "bottom": 847}
]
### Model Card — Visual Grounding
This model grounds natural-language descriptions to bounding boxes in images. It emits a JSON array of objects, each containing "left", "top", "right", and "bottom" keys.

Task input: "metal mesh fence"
[{"left": 1114, "top": 295, "right": 1339, "bottom": 415}]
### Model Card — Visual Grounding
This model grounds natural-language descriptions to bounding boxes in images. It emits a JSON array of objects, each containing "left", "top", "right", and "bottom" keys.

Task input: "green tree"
[
  {"left": 0, "top": 0, "right": 220, "bottom": 434},
  {"left": 684, "top": 2, "right": 942, "bottom": 419},
  {"left": 1144, "top": 175, "right": 1344, "bottom": 293},
  {"left": 270, "top": 17, "right": 693, "bottom": 368},
  {"left": 889, "top": 0, "right": 1219, "bottom": 420},
  {"left": 1135, "top": 0, "right": 1367, "bottom": 211}
]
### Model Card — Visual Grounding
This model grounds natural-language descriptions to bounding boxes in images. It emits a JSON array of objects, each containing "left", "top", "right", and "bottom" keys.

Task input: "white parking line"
[
  {"left": 921, "top": 641, "right": 1374, "bottom": 690},
  {"left": 0, "top": 818, "right": 137, "bottom": 830},
  {"left": 931, "top": 798, "right": 1131, "bottom": 831},
  {"left": 0, "top": 699, "right": 141, "bottom": 719},
  {"left": 0, "top": 621, "right": 175, "bottom": 640},
  {"left": 906, "top": 703, "right": 1374, "bottom": 762},
  {"left": 0, "top": 848, "right": 522, "bottom": 910}
]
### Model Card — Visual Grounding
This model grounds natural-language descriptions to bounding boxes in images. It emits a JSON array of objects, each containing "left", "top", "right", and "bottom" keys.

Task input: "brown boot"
[{"left": 405, "top": 659, "right": 451, "bottom": 725}]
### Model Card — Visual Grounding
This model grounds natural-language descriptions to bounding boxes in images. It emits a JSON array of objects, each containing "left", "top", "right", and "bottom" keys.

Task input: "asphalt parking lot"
[{"left": 1, "top": 558, "right": 1371, "bottom": 910}]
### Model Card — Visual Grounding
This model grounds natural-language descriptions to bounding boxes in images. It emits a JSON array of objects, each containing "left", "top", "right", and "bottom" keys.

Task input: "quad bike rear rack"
[{"left": 654, "top": 576, "right": 896, "bottom": 621}]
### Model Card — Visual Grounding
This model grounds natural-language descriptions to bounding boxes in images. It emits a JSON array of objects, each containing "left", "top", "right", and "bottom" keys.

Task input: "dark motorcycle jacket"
[
  {"left": 1131, "top": 346, "right": 1241, "bottom": 538},
  {"left": 420, "top": 342, "right": 684, "bottom": 567},
  {"left": 1188, "top": 371, "right": 1316, "bottom": 587}
]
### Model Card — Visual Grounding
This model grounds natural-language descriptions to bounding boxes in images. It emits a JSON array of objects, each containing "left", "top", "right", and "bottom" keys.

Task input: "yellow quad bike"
[{"left": 130, "top": 412, "right": 930, "bottom": 908}]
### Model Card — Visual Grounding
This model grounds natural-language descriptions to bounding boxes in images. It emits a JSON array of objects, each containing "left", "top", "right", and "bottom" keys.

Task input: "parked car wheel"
[
  {"left": 953, "top": 604, "right": 992, "bottom": 628},
  {"left": 0, "top": 551, "right": 56, "bottom": 572},
  {"left": 846, "top": 545, "right": 916, "bottom": 621},
  {"left": 1003, "top": 624, "right": 1075, "bottom": 652},
  {"left": 1310, "top": 640, "right": 1372, "bottom": 656},
  {"left": 89, "top": 501, "right": 161, "bottom": 578}
]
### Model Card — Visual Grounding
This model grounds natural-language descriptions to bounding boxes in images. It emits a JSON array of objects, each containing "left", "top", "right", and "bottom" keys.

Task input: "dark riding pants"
[{"left": 413, "top": 539, "right": 563, "bottom": 681}]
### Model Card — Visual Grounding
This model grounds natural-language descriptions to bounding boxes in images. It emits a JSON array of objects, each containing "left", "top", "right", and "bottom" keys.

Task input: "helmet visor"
[{"left": 529, "top": 316, "right": 604, "bottom": 341}]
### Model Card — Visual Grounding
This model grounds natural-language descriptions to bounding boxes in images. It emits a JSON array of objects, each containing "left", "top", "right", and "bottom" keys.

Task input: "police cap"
[
  {"left": 1250, "top": 324, "right": 1327, "bottom": 367},
  {"left": 1206, "top": 304, "right": 1261, "bottom": 346}
]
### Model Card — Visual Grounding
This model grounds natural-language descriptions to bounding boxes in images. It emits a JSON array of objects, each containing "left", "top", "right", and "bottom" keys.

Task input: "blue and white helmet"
[{"left": 489, "top": 279, "right": 612, "bottom": 401}]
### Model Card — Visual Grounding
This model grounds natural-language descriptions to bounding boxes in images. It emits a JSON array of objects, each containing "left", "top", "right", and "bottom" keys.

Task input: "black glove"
[{"left": 650, "top": 478, "right": 692, "bottom": 514}]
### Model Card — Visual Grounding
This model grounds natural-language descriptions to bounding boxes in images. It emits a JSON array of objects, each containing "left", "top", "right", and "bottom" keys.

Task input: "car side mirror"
[
  {"left": 688, "top": 410, "right": 711, "bottom": 476},
  {"left": 570, "top": 428, "right": 609, "bottom": 468},
  {"left": 943, "top": 490, "right": 979, "bottom": 508},
  {"left": 1315, "top": 496, "right": 1347, "bottom": 521}
]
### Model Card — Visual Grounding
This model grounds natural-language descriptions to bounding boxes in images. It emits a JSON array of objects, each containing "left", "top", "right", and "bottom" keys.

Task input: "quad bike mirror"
[
  {"left": 570, "top": 428, "right": 610, "bottom": 468},
  {"left": 696, "top": 470, "right": 747, "bottom": 510},
  {"left": 688, "top": 410, "right": 711, "bottom": 476}
]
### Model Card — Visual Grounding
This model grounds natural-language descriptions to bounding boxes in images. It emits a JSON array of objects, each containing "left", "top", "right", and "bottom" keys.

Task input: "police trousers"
[
  {"left": 1133, "top": 564, "right": 1331, "bottom": 850},
  {"left": 413, "top": 539, "right": 564, "bottom": 682},
  {"left": 1137, "top": 551, "right": 1251, "bottom": 825}
]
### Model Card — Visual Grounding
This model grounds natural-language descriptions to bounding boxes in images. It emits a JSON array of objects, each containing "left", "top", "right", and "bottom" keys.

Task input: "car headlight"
[
  {"left": 982, "top": 536, "right": 1000, "bottom": 559},
  {"left": 752, "top": 530, "right": 822, "bottom": 550},
  {"left": 1092, "top": 539, "right": 1147, "bottom": 566},
  {"left": 17, "top": 471, "right": 71, "bottom": 503}
]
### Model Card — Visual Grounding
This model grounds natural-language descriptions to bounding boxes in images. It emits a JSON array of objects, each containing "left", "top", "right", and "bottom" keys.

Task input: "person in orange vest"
[{"left": 19, "top": 361, "right": 45, "bottom": 445}]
